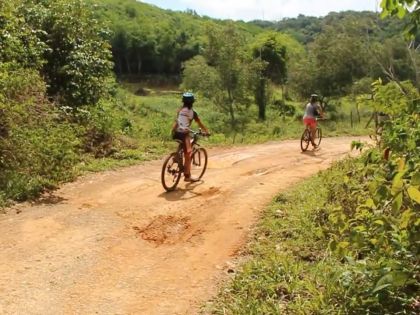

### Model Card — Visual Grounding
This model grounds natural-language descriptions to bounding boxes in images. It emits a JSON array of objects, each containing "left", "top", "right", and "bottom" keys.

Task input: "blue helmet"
[{"left": 182, "top": 92, "right": 195, "bottom": 104}]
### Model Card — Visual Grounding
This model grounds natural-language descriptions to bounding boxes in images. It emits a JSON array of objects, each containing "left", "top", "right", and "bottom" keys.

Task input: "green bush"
[
  {"left": 0, "top": 64, "right": 81, "bottom": 204},
  {"left": 320, "top": 82, "right": 420, "bottom": 313},
  {"left": 22, "top": 0, "right": 114, "bottom": 107}
]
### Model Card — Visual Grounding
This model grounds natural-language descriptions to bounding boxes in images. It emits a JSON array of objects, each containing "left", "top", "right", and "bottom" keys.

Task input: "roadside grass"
[{"left": 207, "top": 159, "right": 353, "bottom": 314}]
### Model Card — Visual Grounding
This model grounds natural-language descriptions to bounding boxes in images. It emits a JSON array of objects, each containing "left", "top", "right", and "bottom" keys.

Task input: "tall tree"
[
  {"left": 182, "top": 24, "right": 260, "bottom": 129},
  {"left": 306, "top": 16, "right": 372, "bottom": 96},
  {"left": 251, "top": 32, "right": 288, "bottom": 120},
  {"left": 22, "top": 0, "right": 113, "bottom": 107}
]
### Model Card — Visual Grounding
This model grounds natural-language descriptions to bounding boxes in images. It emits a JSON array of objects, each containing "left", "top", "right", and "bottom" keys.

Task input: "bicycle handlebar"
[{"left": 190, "top": 128, "right": 210, "bottom": 137}]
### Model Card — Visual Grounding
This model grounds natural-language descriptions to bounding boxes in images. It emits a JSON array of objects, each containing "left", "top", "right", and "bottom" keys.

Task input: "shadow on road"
[
  {"left": 158, "top": 180, "right": 205, "bottom": 201},
  {"left": 300, "top": 149, "right": 324, "bottom": 160}
]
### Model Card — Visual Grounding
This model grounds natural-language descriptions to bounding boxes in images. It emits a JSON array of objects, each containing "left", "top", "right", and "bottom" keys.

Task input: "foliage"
[
  {"left": 255, "top": 10, "right": 414, "bottom": 98},
  {"left": 0, "top": 0, "right": 115, "bottom": 205},
  {"left": 324, "top": 81, "right": 419, "bottom": 312},
  {"left": 372, "top": 79, "right": 419, "bottom": 115},
  {"left": 252, "top": 14, "right": 323, "bottom": 44},
  {"left": 182, "top": 24, "right": 262, "bottom": 129},
  {"left": 251, "top": 32, "right": 288, "bottom": 85},
  {"left": 252, "top": 11, "right": 408, "bottom": 45},
  {"left": 371, "top": 36, "right": 419, "bottom": 85},
  {"left": 0, "top": 63, "right": 80, "bottom": 203},
  {"left": 180, "top": 56, "right": 220, "bottom": 99},
  {"left": 324, "top": 128, "right": 419, "bottom": 312},
  {"left": 380, "top": 0, "right": 420, "bottom": 37},
  {"left": 303, "top": 15, "right": 373, "bottom": 97},
  {"left": 90, "top": 0, "right": 262, "bottom": 77},
  {"left": 0, "top": 1, "right": 46, "bottom": 69},
  {"left": 251, "top": 32, "right": 288, "bottom": 120},
  {"left": 22, "top": 0, "right": 114, "bottom": 107}
]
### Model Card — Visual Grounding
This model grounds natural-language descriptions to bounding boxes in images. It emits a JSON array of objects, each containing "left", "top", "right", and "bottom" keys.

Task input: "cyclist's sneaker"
[{"left": 184, "top": 176, "right": 199, "bottom": 182}]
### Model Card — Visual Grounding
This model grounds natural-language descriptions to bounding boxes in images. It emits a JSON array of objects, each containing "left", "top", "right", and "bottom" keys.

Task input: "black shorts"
[
  {"left": 173, "top": 131, "right": 189, "bottom": 151},
  {"left": 173, "top": 131, "right": 188, "bottom": 141}
]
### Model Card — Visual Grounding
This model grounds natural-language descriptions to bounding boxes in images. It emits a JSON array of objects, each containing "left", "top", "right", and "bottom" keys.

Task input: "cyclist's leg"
[
  {"left": 306, "top": 118, "right": 317, "bottom": 146},
  {"left": 183, "top": 134, "right": 193, "bottom": 179},
  {"left": 310, "top": 124, "right": 317, "bottom": 146},
  {"left": 303, "top": 118, "right": 317, "bottom": 146}
]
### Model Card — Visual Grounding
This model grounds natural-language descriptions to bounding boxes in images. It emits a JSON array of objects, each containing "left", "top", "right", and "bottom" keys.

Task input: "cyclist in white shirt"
[
  {"left": 303, "top": 94, "right": 323, "bottom": 148},
  {"left": 172, "top": 92, "right": 209, "bottom": 182}
]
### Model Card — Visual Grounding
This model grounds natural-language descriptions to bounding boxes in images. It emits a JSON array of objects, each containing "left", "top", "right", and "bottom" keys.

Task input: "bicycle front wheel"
[
  {"left": 315, "top": 128, "right": 322, "bottom": 146},
  {"left": 161, "top": 152, "right": 182, "bottom": 191},
  {"left": 300, "top": 129, "right": 310, "bottom": 152},
  {"left": 190, "top": 147, "right": 208, "bottom": 180}
]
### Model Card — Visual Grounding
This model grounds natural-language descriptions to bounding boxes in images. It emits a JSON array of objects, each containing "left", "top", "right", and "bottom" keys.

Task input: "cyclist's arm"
[
  {"left": 195, "top": 118, "right": 209, "bottom": 134},
  {"left": 193, "top": 111, "right": 209, "bottom": 134},
  {"left": 317, "top": 104, "right": 325, "bottom": 118},
  {"left": 172, "top": 108, "right": 181, "bottom": 132}
]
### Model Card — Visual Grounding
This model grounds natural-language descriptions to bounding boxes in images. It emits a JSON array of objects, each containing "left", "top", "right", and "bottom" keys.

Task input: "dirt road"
[{"left": 0, "top": 137, "right": 364, "bottom": 315}]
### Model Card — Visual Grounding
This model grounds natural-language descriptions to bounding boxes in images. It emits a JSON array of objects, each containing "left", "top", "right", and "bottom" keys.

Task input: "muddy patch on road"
[{"left": 134, "top": 215, "right": 191, "bottom": 245}]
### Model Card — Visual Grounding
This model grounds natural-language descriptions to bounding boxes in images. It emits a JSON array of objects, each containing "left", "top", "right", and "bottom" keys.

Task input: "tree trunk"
[
  {"left": 137, "top": 54, "right": 142, "bottom": 74},
  {"left": 227, "top": 89, "right": 236, "bottom": 128},
  {"left": 116, "top": 57, "right": 123, "bottom": 75},
  {"left": 124, "top": 55, "right": 131, "bottom": 74},
  {"left": 356, "top": 104, "right": 361, "bottom": 123},
  {"left": 407, "top": 41, "right": 420, "bottom": 90},
  {"left": 256, "top": 78, "right": 266, "bottom": 121},
  {"left": 229, "top": 103, "right": 235, "bottom": 127},
  {"left": 281, "top": 84, "right": 285, "bottom": 102}
]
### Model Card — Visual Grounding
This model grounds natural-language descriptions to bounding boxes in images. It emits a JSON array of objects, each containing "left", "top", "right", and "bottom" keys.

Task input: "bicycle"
[
  {"left": 161, "top": 129, "right": 209, "bottom": 192},
  {"left": 300, "top": 118, "right": 323, "bottom": 152}
]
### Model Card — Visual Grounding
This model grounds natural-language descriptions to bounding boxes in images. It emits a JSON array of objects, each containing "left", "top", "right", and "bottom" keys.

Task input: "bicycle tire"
[
  {"left": 300, "top": 129, "right": 310, "bottom": 152},
  {"left": 190, "top": 147, "right": 208, "bottom": 179},
  {"left": 315, "top": 128, "right": 322, "bottom": 146},
  {"left": 161, "top": 152, "right": 182, "bottom": 191}
]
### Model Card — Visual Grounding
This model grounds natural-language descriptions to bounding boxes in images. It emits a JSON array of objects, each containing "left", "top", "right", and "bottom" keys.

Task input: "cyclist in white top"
[
  {"left": 303, "top": 94, "right": 323, "bottom": 148},
  {"left": 172, "top": 92, "right": 209, "bottom": 182}
]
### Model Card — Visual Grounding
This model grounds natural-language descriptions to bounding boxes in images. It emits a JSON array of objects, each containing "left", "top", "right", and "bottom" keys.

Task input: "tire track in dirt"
[{"left": 0, "top": 137, "right": 366, "bottom": 315}]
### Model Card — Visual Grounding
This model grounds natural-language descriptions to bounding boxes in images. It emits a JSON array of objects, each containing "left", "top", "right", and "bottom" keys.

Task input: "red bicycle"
[{"left": 161, "top": 129, "right": 208, "bottom": 191}]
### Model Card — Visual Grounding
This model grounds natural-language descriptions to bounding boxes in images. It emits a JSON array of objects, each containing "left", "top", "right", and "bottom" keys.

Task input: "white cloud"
[{"left": 179, "top": 0, "right": 380, "bottom": 21}]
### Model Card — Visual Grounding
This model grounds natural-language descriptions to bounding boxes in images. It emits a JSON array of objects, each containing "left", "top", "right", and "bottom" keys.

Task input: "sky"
[{"left": 140, "top": 0, "right": 381, "bottom": 21}]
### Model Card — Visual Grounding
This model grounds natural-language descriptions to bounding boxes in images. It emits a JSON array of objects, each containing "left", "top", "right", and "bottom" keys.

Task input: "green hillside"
[
  {"left": 251, "top": 10, "right": 408, "bottom": 44},
  {"left": 90, "top": 0, "right": 263, "bottom": 76}
]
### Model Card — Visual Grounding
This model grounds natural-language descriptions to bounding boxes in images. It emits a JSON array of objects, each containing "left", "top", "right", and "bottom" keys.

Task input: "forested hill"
[
  {"left": 89, "top": 0, "right": 409, "bottom": 80},
  {"left": 89, "top": 0, "right": 263, "bottom": 76},
  {"left": 251, "top": 10, "right": 407, "bottom": 44}
]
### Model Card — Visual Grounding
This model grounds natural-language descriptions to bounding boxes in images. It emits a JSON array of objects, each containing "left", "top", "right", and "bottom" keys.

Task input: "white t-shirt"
[
  {"left": 303, "top": 102, "right": 319, "bottom": 119},
  {"left": 176, "top": 107, "right": 198, "bottom": 132}
]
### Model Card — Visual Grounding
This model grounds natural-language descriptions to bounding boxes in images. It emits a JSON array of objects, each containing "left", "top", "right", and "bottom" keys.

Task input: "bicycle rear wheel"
[
  {"left": 161, "top": 152, "right": 182, "bottom": 191},
  {"left": 300, "top": 129, "right": 310, "bottom": 152},
  {"left": 315, "top": 128, "right": 322, "bottom": 146},
  {"left": 190, "top": 147, "right": 208, "bottom": 180}
]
